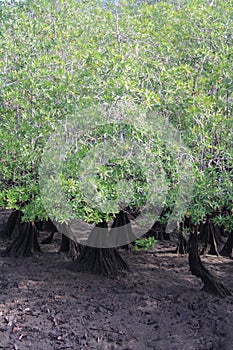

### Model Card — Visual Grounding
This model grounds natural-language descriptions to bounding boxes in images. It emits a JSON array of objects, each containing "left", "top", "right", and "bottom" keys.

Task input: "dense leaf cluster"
[{"left": 0, "top": 0, "right": 232, "bottom": 230}]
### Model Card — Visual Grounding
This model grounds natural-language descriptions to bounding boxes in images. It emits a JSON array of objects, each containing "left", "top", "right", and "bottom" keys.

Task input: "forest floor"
[{"left": 0, "top": 232, "right": 233, "bottom": 350}]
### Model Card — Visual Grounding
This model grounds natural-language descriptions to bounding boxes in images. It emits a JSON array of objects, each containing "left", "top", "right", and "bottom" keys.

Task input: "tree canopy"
[{"left": 0, "top": 0, "right": 232, "bottom": 234}]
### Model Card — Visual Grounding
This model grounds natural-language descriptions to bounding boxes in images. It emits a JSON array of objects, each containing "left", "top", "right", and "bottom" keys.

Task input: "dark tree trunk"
[
  {"left": 144, "top": 221, "right": 170, "bottom": 240},
  {"left": 58, "top": 234, "right": 80, "bottom": 259},
  {"left": 70, "top": 221, "right": 128, "bottom": 276},
  {"left": 144, "top": 208, "right": 171, "bottom": 240},
  {"left": 41, "top": 219, "right": 57, "bottom": 244},
  {"left": 188, "top": 226, "right": 231, "bottom": 298},
  {"left": 41, "top": 232, "right": 55, "bottom": 244},
  {"left": 6, "top": 210, "right": 21, "bottom": 238},
  {"left": 176, "top": 222, "right": 187, "bottom": 255},
  {"left": 208, "top": 222, "right": 221, "bottom": 256},
  {"left": 34, "top": 220, "right": 43, "bottom": 231},
  {"left": 199, "top": 220, "right": 210, "bottom": 255},
  {"left": 199, "top": 220, "right": 223, "bottom": 256},
  {"left": 220, "top": 232, "right": 233, "bottom": 258},
  {"left": 110, "top": 210, "right": 136, "bottom": 249},
  {"left": 59, "top": 234, "right": 70, "bottom": 252},
  {"left": 163, "top": 231, "right": 171, "bottom": 240},
  {"left": 5, "top": 221, "right": 41, "bottom": 257}
]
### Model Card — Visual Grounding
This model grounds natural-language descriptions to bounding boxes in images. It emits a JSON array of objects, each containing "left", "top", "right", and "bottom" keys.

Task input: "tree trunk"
[
  {"left": 34, "top": 220, "right": 44, "bottom": 232},
  {"left": 110, "top": 210, "right": 136, "bottom": 249},
  {"left": 176, "top": 222, "right": 187, "bottom": 255},
  {"left": 188, "top": 226, "right": 231, "bottom": 298},
  {"left": 41, "top": 219, "right": 57, "bottom": 244},
  {"left": 70, "top": 221, "right": 128, "bottom": 276},
  {"left": 199, "top": 220, "right": 222, "bottom": 256},
  {"left": 198, "top": 221, "right": 209, "bottom": 255},
  {"left": 208, "top": 221, "right": 221, "bottom": 256},
  {"left": 220, "top": 232, "right": 233, "bottom": 258},
  {"left": 6, "top": 210, "right": 21, "bottom": 239},
  {"left": 5, "top": 220, "right": 41, "bottom": 257},
  {"left": 144, "top": 221, "right": 170, "bottom": 240},
  {"left": 58, "top": 234, "right": 80, "bottom": 259},
  {"left": 144, "top": 208, "right": 171, "bottom": 240}
]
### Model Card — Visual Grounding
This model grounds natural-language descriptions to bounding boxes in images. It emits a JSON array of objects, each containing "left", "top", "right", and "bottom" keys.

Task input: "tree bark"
[
  {"left": 188, "top": 226, "right": 231, "bottom": 298},
  {"left": 176, "top": 222, "right": 187, "bottom": 255},
  {"left": 110, "top": 210, "right": 136, "bottom": 249},
  {"left": 208, "top": 223, "right": 219, "bottom": 256},
  {"left": 58, "top": 234, "right": 80, "bottom": 259},
  {"left": 6, "top": 210, "right": 21, "bottom": 239},
  {"left": 70, "top": 221, "right": 128, "bottom": 276},
  {"left": 144, "top": 221, "right": 170, "bottom": 241},
  {"left": 199, "top": 220, "right": 223, "bottom": 256},
  {"left": 5, "top": 220, "right": 41, "bottom": 257},
  {"left": 220, "top": 232, "right": 233, "bottom": 258},
  {"left": 41, "top": 219, "right": 57, "bottom": 244}
]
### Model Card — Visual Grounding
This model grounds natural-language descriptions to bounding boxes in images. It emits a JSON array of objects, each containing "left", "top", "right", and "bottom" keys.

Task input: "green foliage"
[
  {"left": 0, "top": 0, "right": 232, "bottom": 231},
  {"left": 134, "top": 236, "right": 157, "bottom": 250}
]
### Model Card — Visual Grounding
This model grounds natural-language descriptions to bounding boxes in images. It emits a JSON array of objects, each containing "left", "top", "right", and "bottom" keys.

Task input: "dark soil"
[{"left": 0, "top": 232, "right": 233, "bottom": 350}]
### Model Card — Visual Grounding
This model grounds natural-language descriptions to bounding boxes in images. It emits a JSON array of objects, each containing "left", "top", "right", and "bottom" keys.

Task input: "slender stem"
[{"left": 114, "top": 5, "right": 121, "bottom": 55}]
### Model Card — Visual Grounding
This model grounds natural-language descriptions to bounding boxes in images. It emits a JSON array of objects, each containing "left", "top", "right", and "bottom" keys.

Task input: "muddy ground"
[{"left": 0, "top": 232, "right": 233, "bottom": 350}]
